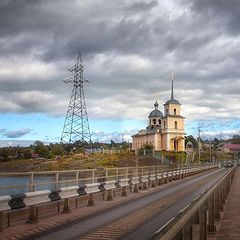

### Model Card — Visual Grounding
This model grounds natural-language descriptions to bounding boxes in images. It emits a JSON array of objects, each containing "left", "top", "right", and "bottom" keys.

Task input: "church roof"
[
  {"left": 164, "top": 99, "right": 181, "bottom": 105},
  {"left": 149, "top": 100, "right": 163, "bottom": 118},
  {"left": 149, "top": 109, "right": 163, "bottom": 118}
]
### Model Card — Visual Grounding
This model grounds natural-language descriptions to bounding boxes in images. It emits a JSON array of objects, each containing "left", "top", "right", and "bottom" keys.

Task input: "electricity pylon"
[{"left": 60, "top": 52, "right": 91, "bottom": 144}]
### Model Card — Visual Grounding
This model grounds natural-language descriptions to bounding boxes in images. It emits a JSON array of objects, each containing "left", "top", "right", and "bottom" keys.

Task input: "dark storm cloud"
[
  {"left": 186, "top": 0, "right": 240, "bottom": 36},
  {"left": 0, "top": 0, "right": 240, "bottom": 123}
]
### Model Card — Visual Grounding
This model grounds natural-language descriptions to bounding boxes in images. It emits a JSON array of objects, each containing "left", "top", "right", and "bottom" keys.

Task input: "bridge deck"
[{"left": 209, "top": 167, "right": 240, "bottom": 240}]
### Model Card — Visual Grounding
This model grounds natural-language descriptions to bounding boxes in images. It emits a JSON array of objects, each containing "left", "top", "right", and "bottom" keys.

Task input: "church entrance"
[{"left": 174, "top": 140, "right": 178, "bottom": 151}]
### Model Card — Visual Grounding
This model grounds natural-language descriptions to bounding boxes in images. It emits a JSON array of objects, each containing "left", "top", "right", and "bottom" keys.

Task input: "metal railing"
[
  {"left": 0, "top": 164, "right": 214, "bottom": 195},
  {"left": 152, "top": 166, "right": 236, "bottom": 240}
]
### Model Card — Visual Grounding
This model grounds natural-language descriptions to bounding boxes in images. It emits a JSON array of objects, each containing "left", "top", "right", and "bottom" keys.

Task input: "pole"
[
  {"left": 210, "top": 136, "right": 212, "bottom": 163},
  {"left": 198, "top": 128, "right": 201, "bottom": 166}
]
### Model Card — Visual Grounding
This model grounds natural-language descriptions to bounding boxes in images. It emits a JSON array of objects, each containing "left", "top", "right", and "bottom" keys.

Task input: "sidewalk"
[{"left": 209, "top": 167, "right": 240, "bottom": 240}]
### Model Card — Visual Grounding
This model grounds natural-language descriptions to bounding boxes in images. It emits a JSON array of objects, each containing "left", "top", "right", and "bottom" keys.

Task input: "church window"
[
  {"left": 164, "top": 121, "right": 166, "bottom": 128},
  {"left": 153, "top": 119, "right": 156, "bottom": 124},
  {"left": 174, "top": 121, "right": 178, "bottom": 129},
  {"left": 158, "top": 119, "right": 161, "bottom": 124},
  {"left": 174, "top": 108, "right": 176, "bottom": 115}
]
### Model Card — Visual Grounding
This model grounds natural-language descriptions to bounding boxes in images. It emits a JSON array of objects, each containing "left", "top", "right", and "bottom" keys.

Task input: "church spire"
[{"left": 171, "top": 72, "right": 174, "bottom": 100}]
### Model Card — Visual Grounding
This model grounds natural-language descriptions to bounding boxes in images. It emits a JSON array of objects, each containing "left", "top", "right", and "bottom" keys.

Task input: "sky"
[{"left": 0, "top": 0, "right": 240, "bottom": 146}]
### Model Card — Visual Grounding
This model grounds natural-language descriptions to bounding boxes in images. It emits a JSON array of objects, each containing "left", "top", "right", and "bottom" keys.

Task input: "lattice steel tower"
[{"left": 61, "top": 52, "right": 91, "bottom": 144}]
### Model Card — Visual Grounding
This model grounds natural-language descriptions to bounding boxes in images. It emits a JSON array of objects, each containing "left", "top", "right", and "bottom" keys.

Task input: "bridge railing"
[
  {"left": 0, "top": 164, "right": 219, "bottom": 232},
  {"left": 0, "top": 164, "right": 212, "bottom": 195},
  {"left": 152, "top": 165, "right": 236, "bottom": 240}
]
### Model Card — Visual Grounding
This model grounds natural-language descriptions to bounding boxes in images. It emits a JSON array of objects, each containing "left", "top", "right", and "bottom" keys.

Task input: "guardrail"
[
  {"left": 152, "top": 166, "right": 236, "bottom": 240},
  {"left": 0, "top": 164, "right": 218, "bottom": 232},
  {"left": 0, "top": 164, "right": 205, "bottom": 194}
]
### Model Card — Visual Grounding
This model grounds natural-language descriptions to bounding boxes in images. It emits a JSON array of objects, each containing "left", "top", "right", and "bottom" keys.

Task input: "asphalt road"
[
  {"left": 122, "top": 168, "right": 229, "bottom": 240},
  {"left": 24, "top": 168, "right": 228, "bottom": 240}
]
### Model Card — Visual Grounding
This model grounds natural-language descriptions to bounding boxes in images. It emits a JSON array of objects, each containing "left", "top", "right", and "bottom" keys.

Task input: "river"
[{"left": 0, "top": 174, "right": 83, "bottom": 196}]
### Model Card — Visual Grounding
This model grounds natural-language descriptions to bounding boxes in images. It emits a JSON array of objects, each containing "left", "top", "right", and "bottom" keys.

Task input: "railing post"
[
  {"left": 92, "top": 170, "right": 95, "bottom": 183},
  {"left": 62, "top": 199, "right": 71, "bottom": 213},
  {"left": 76, "top": 171, "right": 79, "bottom": 186},
  {"left": 87, "top": 194, "right": 95, "bottom": 206},
  {"left": 208, "top": 192, "right": 216, "bottom": 232},
  {"left": 55, "top": 171, "right": 59, "bottom": 191},
  {"left": 106, "top": 169, "right": 108, "bottom": 181},
  {"left": 199, "top": 201, "right": 207, "bottom": 240},
  {"left": 106, "top": 190, "right": 113, "bottom": 201},
  {"left": 218, "top": 184, "right": 223, "bottom": 211},
  {"left": 116, "top": 169, "right": 119, "bottom": 180},
  {"left": 215, "top": 188, "right": 220, "bottom": 219},
  {"left": 221, "top": 182, "right": 225, "bottom": 207},
  {"left": 121, "top": 186, "right": 127, "bottom": 197},
  {"left": 29, "top": 173, "right": 34, "bottom": 192},
  {"left": 0, "top": 212, "right": 3, "bottom": 232},
  {"left": 182, "top": 222, "right": 193, "bottom": 240},
  {"left": 26, "top": 206, "right": 38, "bottom": 223}
]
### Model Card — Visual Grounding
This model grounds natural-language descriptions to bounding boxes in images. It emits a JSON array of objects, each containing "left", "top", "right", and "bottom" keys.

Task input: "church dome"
[
  {"left": 149, "top": 109, "right": 163, "bottom": 118},
  {"left": 149, "top": 100, "right": 163, "bottom": 118},
  {"left": 164, "top": 99, "right": 181, "bottom": 105}
]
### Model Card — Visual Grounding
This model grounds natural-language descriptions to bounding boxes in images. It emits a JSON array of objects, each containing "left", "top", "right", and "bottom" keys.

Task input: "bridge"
[{"left": 0, "top": 164, "right": 237, "bottom": 240}]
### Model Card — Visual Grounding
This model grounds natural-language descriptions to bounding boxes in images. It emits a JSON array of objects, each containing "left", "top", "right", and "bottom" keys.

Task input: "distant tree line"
[
  {"left": 0, "top": 139, "right": 131, "bottom": 162},
  {"left": 185, "top": 134, "right": 240, "bottom": 150}
]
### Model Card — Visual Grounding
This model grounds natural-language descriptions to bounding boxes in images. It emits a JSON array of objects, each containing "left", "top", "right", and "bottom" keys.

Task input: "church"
[{"left": 132, "top": 74, "right": 185, "bottom": 152}]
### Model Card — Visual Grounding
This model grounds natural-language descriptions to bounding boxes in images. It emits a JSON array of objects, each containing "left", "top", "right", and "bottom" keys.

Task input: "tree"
[
  {"left": 213, "top": 138, "right": 220, "bottom": 147},
  {"left": 34, "top": 141, "right": 49, "bottom": 158},
  {"left": 110, "top": 140, "right": 116, "bottom": 148},
  {"left": 0, "top": 148, "right": 10, "bottom": 161},
  {"left": 23, "top": 150, "right": 32, "bottom": 159},
  {"left": 231, "top": 135, "right": 240, "bottom": 144},
  {"left": 52, "top": 144, "right": 65, "bottom": 156},
  {"left": 185, "top": 135, "right": 198, "bottom": 148}
]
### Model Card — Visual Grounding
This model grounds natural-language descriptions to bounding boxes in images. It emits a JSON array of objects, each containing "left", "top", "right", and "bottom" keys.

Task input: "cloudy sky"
[{"left": 0, "top": 0, "right": 240, "bottom": 146}]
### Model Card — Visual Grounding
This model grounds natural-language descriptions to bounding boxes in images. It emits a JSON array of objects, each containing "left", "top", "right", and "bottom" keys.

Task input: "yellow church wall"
[
  {"left": 168, "top": 133, "right": 185, "bottom": 151},
  {"left": 169, "top": 104, "right": 181, "bottom": 115},
  {"left": 132, "top": 134, "right": 155, "bottom": 150},
  {"left": 167, "top": 117, "right": 184, "bottom": 132}
]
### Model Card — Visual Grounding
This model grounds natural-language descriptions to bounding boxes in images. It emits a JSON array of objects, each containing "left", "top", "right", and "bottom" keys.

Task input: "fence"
[
  {"left": 0, "top": 164, "right": 211, "bottom": 195},
  {"left": 152, "top": 165, "right": 236, "bottom": 240},
  {"left": 0, "top": 164, "right": 219, "bottom": 232}
]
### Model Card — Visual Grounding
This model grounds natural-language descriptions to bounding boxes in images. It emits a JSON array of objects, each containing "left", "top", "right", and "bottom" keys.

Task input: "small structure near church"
[
  {"left": 217, "top": 144, "right": 240, "bottom": 154},
  {"left": 132, "top": 73, "right": 185, "bottom": 152}
]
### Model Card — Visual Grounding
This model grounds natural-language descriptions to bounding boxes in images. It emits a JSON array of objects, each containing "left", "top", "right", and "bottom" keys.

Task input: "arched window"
[
  {"left": 174, "top": 121, "right": 177, "bottom": 129},
  {"left": 153, "top": 119, "right": 156, "bottom": 124},
  {"left": 174, "top": 108, "right": 176, "bottom": 115},
  {"left": 164, "top": 121, "right": 166, "bottom": 128},
  {"left": 158, "top": 119, "right": 161, "bottom": 125}
]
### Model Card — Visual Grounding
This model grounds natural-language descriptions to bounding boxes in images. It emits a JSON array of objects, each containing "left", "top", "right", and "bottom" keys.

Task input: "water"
[{"left": 0, "top": 174, "right": 84, "bottom": 196}]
